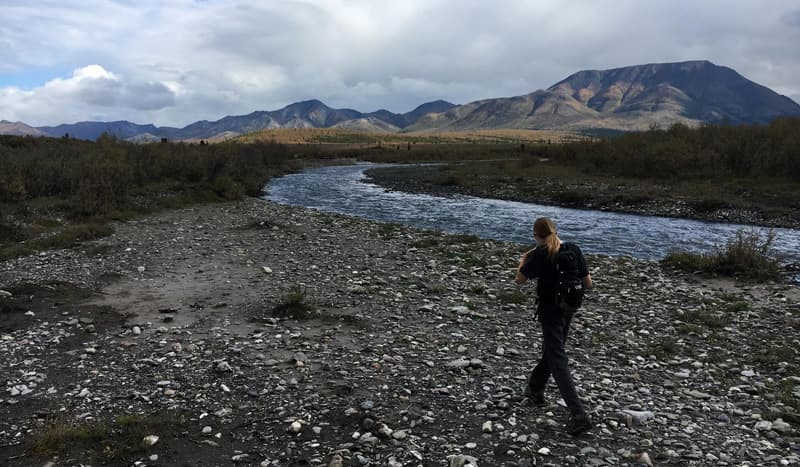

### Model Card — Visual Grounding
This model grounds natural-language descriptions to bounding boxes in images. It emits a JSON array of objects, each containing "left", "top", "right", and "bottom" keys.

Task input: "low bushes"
[
  {"left": 0, "top": 135, "right": 294, "bottom": 259},
  {"left": 662, "top": 229, "right": 781, "bottom": 280}
]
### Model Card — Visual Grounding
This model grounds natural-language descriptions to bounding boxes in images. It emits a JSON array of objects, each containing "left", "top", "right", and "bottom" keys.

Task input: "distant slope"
[
  {"left": 408, "top": 60, "right": 800, "bottom": 132},
  {"left": 29, "top": 99, "right": 455, "bottom": 141},
  {"left": 331, "top": 117, "right": 401, "bottom": 133},
  {"left": 37, "top": 121, "right": 179, "bottom": 141},
  {"left": 550, "top": 60, "right": 800, "bottom": 124},
  {"left": 0, "top": 120, "right": 48, "bottom": 137}
]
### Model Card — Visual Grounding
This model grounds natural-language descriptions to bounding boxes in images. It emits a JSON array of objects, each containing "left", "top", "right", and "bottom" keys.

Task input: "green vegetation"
[
  {"left": 0, "top": 134, "right": 296, "bottom": 259},
  {"left": 528, "top": 118, "right": 800, "bottom": 181},
  {"left": 680, "top": 308, "right": 729, "bottom": 328},
  {"left": 272, "top": 286, "right": 314, "bottom": 319},
  {"left": 778, "top": 379, "right": 800, "bottom": 413},
  {"left": 662, "top": 229, "right": 781, "bottom": 280},
  {"left": 676, "top": 322, "right": 704, "bottom": 335},
  {"left": 29, "top": 413, "right": 185, "bottom": 463},
  {"left": 498, "top": 288, "right": 528, "bottom": 304},
  {"left": 646, "top": 337, "right": 681, "bottom": 359}
]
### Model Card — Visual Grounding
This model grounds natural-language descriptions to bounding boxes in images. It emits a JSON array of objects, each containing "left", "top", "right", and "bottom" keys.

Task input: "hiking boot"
[
  {"left": 566, "top": 412, "right": 592, "bottom": 436},
  {"left": 520, "top": 393, "right": 546, "bottom": 407}
]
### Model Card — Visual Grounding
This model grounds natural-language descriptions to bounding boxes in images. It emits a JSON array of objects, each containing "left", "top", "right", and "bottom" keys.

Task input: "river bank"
[
  {"left": 363, "top": 165, "right": 800, "bottom": 230},
  {"left": 1, "top": 197, "right": 799, "bottom": 466}
]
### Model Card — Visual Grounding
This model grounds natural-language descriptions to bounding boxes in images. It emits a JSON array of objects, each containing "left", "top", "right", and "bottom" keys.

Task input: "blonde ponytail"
[{"left": 533, "top": 217, "right": 562, "bottom": 261}]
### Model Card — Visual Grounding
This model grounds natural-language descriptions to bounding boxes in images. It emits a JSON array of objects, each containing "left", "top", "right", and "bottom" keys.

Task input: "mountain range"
[{"left": 2, "top": 60, "right": 798, "bottom": 141}]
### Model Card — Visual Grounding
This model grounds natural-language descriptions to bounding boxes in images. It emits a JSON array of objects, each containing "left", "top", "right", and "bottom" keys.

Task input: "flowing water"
[{"left": 264, "top": 163, "right": 800, "bottom": 263}]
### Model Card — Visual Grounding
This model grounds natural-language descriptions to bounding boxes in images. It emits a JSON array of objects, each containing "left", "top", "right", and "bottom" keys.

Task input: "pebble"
[
  {"left": 449, "top": 454, "right": 478, "bottom": 467},
  {"left": 288, "top": 421, "right": 303, "bottom": 433}
]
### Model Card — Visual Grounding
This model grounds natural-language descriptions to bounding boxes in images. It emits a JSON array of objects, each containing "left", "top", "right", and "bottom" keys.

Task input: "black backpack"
[{"left": 555, "top": 244, "right": 584, "bottom": 313}]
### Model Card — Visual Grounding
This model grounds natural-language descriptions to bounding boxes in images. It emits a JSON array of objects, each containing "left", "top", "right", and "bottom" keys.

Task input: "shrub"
[
  {"left": 552, "top": 189, "right": 591, "bottom": 205},
  {"left": 661, "top": 228, "right": 781, "bottom": 280},
  {"left": 0, "top": 215, "right": 28, "bottom": 243},
  {"left": 498, "top": 289, "right": 528, "bottom": 304},
  {"left": 681, "top": 308, "right": 729, "bottom": 328},
  {"left": 29, "top": 413, "right": 185, "bottom": 462},
  {"left": 31, "top": 223, "right": 114, "bottom": 250},
  {"left": 272, "top": 287, "right": 314, "bottom": 319},
  {"left": 647, "top": 338, "right": 681, "bottom": 358},
  {"left": 690, "top": 198, "right": 731, "bottom": 213}
]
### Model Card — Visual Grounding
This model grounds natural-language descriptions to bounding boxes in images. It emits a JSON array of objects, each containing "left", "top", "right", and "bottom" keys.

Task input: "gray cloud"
[
  {"left": 783, "top": 9, "right": 800, "bottom": 27},
  {"left": 1, "top": 0, "right": 798, "bottom": 126}
]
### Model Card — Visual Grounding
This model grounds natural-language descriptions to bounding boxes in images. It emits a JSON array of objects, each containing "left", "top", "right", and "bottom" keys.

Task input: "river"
[{"left": 264, "top": 163, "right": 800, "bottom": 263}]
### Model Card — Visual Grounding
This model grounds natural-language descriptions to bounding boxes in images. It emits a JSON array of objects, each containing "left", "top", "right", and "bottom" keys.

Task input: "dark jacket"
[{"left": 519, "top": 242, "right": 588, "bottom": 320}]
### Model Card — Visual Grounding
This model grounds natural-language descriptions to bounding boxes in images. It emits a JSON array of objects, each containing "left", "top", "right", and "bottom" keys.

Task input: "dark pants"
[{"left": 526, "top": 304, "right": 586, "bottom": 415}]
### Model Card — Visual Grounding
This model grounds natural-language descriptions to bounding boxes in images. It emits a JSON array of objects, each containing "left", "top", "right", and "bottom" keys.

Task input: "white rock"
[
  {"left": 673, "top": 369, "right": 691, "bottom": 378},
  {"left": 538, "top": 447, "right": 551, "bottom": 455},
  {"left": 622, "top": 410, "right": 655, "bottom": 425},
  {"left": 137, "top": 266, "right": 146, "bottom": 273},
  {"left": 633, "top": 452, "right": 653, "bottom": 466},
  {"left": 755, "top": 420, "right": 773, "bottom": 431},
  {"left": 772, "top": 418, "right": 792, "bottom": 433},
  {"left": 481, "top": 421, "right": 492, "bottom": 433},
  {"left": 0, "top": 290, "right": 12, "bottom": 298},
  {"left": 288, "top": 421, "right": 303, "bottom": 433},
  {"left": 447, "top": 358, "right": 471, "bottom": 369},
  {"left": 377, "top": 423, "right": 393, "bottom": 437},
  {"left": 262, "top": 266, "right": 273, "bottom": 273},
  {"left": 132, "top": 326, "right": 142, "bottom": 335},
  {"left": 449, "top": 454, "right": 479, "bottom": 467},
  {"left": 143, "top": 435, "right": 159, "bottom": 446}
]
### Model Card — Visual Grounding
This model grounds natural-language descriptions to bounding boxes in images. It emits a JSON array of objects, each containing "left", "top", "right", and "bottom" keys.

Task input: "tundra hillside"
[
  {"left": 363, "top": 118, "right": 800, "bottom": 228},
  {"left": 0, "top": 198, "right": 799, "bottom": 466}
]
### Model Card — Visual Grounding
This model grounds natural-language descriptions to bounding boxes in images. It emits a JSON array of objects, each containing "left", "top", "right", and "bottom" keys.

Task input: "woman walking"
[{"left": 515, "top": 217, "right": 593, "bottom": 435}]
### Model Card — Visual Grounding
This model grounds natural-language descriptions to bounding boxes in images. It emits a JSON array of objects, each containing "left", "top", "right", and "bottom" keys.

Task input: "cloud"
[
  {"left": 1, "top": 0, "right": 799, "bottom": 126},
  {"left": 1, "top": 65, "right": 176, "bottom": 124}
]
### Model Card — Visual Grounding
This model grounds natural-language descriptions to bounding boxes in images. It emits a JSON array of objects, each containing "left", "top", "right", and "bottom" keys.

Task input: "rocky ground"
[
  {"left": 1, "top": 197, "right": 799, "bottom": 466},
  {"left": 363, "top": 167, "right": 800, "bottom": 230}
]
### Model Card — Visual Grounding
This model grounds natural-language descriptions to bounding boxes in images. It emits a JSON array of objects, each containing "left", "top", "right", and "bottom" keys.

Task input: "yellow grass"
[{"left": 233, "top": 128, "right": 585, "bottom": 145}]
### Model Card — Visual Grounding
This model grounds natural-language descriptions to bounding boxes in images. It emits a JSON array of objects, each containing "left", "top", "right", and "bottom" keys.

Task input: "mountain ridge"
[{"left": 4, "top": 60, "right": 799, "bottom": 140}]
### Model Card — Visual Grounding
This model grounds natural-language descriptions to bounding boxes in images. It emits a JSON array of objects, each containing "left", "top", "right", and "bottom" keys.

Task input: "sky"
[{"left": 1, "top": 0, "right": 799, "bottom": 127}]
